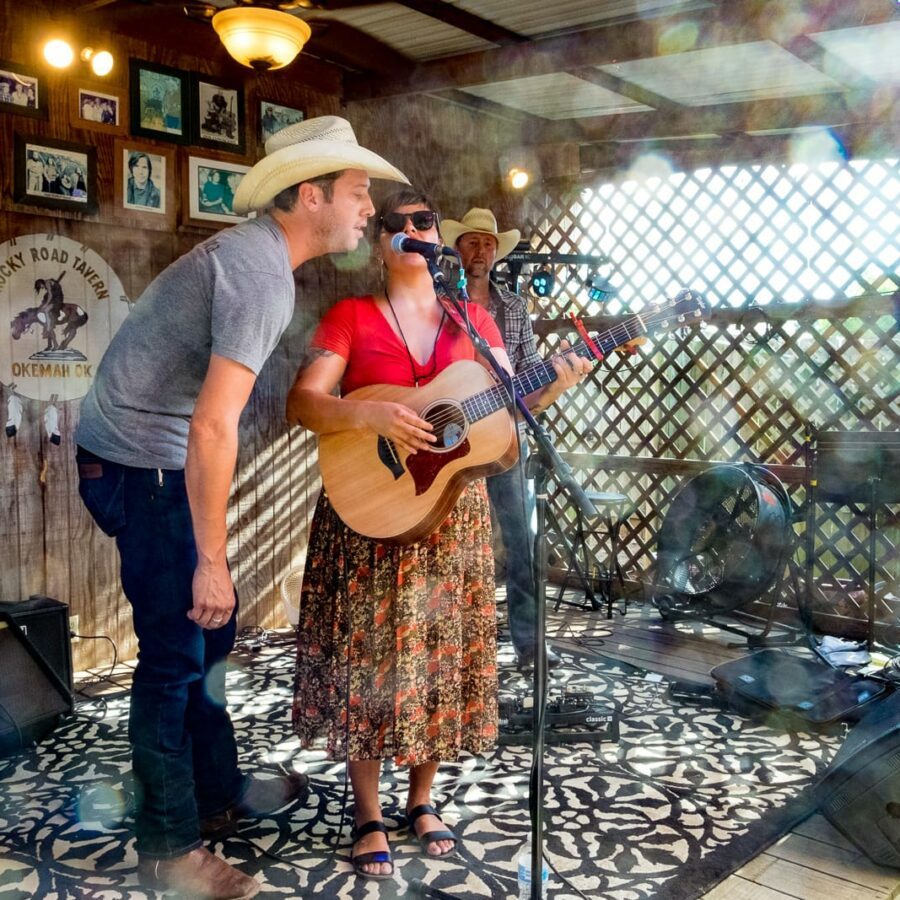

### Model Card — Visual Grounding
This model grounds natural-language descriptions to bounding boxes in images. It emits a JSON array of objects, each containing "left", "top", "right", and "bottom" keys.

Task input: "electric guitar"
[{"left": 318, "top": 289, "right": 707, "bottom": 543}]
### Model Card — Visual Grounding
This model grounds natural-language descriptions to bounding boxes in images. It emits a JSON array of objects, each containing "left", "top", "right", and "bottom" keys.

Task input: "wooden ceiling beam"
[
  {"left": 531, "top": 91, "right": 869, "bottom": 144},
  {"left": 394, "top": 0, "right": 529, "bottom": 46},
  {"left": 304, "top": 19, "right": 411, "bottom": 77},
  {"left": 575, "top": 119, "right": 899, "bottom": 177},
  {"left": 572, "top": 66, "right": 687, "bottom": 114},
  {"left": 344, "top": 0, "right": 896, "bottom": 100}
]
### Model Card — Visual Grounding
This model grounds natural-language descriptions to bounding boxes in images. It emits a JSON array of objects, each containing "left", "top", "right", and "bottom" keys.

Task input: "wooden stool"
[{"left": 554, "top": 491, "right": 628, "bottom": 619}]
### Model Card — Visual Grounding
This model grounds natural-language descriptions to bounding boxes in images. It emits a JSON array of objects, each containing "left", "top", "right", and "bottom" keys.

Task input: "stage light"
[
  {"left": 44, "top": 39, "right": 74, "bottom": 68},
  {"left": 586, "top": 274, "right": 618, "bottom": 303},
  {"left": 529, "top": 267, "right": 555, "bottom": 298}
]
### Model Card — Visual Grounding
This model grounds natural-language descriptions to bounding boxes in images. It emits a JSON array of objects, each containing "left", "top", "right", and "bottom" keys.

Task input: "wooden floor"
[{"left": 545, "top": 587, "right": 900, "bottom": 900}]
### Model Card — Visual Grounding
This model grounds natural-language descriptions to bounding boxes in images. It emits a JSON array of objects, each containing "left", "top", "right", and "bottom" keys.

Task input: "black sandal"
[
  {"left": 350, "top": 820, "right": 394, "bottom": 880},
  {"left": 407, "top": 804, "right": 458, "bottom": 858}
]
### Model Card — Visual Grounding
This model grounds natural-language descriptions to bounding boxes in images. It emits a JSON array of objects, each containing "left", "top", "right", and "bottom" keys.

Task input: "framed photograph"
[
  {"left": 129, "top": 58, "right": 190, "bottom": 143},
  {"left": 71, "top": 82, "right": 127, "bottom": 134},
  {"left": 185, "top": 155, "right": 254, "bottom": 227},
  {"left": 192, "top": 75, "right": 245, "bottom": 155},
  {"left": 113, "top": 140, "right": 176, "bottom": 230},
  {"left": 0, "top": 60, "right": 46, "bottom": 118},
  {"left": 258, "top": 100, "right": 304, "bottom": 147},
  {"left": 13, "top": 134, "right": 98, "bottom": 215}
]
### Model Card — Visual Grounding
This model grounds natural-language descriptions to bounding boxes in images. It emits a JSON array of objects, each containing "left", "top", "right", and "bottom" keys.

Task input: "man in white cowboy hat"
[
  {"left": 75, "top": 116, "right": 407, "bottom": 899},
  {"left": 442, "top": 207, "right": 592, "bottom": 671}
]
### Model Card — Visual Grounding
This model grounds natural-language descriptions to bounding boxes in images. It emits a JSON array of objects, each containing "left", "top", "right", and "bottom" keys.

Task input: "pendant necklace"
[{"left": 385, "top": 291, "right": 446, "bottom": 387}]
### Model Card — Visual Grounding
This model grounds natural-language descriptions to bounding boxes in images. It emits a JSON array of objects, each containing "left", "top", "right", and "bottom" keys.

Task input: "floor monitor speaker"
[
  {"left": 814, "top": 691, "right": 900, "bottom": 868},
  {"left": 0, "top": 596, "right": 73, "bottom": 757}
]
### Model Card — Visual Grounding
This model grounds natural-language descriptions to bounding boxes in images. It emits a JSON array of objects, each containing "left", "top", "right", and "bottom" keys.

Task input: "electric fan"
[{"left": 653, "top": 464, "right": 793, "bottom": 620}]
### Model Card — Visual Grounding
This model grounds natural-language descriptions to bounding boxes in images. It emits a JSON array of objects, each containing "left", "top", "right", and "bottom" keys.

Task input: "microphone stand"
[{"left": 424, "top": 254, "right": 597, "bottom": 899}]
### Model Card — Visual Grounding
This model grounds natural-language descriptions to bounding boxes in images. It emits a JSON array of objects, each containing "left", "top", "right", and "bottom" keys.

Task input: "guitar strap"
[{"left": 435, "top": 291, "right": 473, "bottom": 334}]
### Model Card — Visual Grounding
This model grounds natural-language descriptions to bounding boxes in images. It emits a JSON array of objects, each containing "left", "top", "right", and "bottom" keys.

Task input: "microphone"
[{"left": 390, "top": 233, "right": 458, "bottom": 260}]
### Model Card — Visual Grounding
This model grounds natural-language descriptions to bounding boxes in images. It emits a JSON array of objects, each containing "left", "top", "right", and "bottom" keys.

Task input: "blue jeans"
[
  {"left": 76, "top": 449, "right": 244, "bottom": 858},
  {"left": 487, "top": 441, "right": 537, "bottom": 655}
]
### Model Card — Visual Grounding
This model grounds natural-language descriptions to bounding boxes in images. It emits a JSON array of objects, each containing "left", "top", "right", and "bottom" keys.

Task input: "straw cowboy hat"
[
  {"left": 440, "top": 208, "right": 521, "bottom": 261},
  {"left": 233, "top": 115, "right": 408, "bottom": 214}
]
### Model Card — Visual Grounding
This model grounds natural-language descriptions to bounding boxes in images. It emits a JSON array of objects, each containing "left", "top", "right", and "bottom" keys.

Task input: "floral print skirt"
[{"left": 292, "top": 481, "right": 498, "bottom": 764}]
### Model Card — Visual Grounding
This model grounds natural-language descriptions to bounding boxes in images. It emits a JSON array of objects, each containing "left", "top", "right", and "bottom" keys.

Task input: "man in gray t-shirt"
[{"left": 75, "top": 117, "right": 407, "bottom": 899}]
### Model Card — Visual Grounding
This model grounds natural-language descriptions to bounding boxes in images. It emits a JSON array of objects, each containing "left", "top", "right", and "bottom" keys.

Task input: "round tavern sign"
[{"left": 1, "top": 233, "right": 130, "bottom": 401}]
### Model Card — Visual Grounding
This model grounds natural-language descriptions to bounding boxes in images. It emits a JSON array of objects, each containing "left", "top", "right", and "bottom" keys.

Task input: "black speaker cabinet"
[
  {"left": 0, "top": 596, "right": 74, "bottom": 757},
  {"left": 815, "top": 691, "right": 900, "bottom": 868}
]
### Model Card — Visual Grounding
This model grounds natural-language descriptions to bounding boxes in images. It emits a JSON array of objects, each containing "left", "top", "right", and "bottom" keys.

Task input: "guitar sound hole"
[{"left": 423, "top": 400, "right": 467, "bottom": 450}]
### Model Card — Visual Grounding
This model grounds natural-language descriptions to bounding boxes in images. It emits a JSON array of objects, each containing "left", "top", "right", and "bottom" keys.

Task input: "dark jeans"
[
  {"left": 487, "top": 441, "right": 537, "bottom": 655},
  {"left": 76, "top": 448, "right": 244, "bottom": 858}
]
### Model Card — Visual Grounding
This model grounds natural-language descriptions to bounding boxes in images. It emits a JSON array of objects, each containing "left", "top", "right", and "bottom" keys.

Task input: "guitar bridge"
[{"left": 377, "top": 436, "right": 405, "bottom": 480}]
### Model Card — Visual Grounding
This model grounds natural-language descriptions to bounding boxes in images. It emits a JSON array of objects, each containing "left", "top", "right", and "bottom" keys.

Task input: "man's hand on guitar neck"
[{"left": 530, "top": 339, "right": 593, "bottom": 413}]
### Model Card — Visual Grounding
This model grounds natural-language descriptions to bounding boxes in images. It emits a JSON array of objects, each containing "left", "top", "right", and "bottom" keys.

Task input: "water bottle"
[{"left": 516, "top": 838, "right": 549, "bottom": 899}]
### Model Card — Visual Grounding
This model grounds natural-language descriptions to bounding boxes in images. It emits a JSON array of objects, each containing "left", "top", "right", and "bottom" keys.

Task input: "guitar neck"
[{"left": 462, "top": 314, "right": 648, "bottom": 423}]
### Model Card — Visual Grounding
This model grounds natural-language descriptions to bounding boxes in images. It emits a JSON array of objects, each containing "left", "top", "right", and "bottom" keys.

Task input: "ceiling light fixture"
[{"left": 212, "top": 6, "right": 312, "bottom": 71}]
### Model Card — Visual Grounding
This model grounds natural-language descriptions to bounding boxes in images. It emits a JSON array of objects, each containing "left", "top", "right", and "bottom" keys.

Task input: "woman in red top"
[{"left": 287, "top": 189, "right": 511, "bottom": 879}]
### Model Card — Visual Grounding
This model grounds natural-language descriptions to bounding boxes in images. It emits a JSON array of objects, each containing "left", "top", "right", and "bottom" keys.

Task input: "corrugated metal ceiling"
[
  {"left": 597, "top": 41, "right": 845, "bottom": 107},
  {"left": 461, "top": 72, "right": 651, "bottom": 119},
  {"left": 300, "top": 4, "right": 493, "bottom": 61},
  {"left": 299, "top": 0, "right": 711, "bottom": 61},
  {"left": 453, "top": 0, "right": 709, "bottom": 39}
]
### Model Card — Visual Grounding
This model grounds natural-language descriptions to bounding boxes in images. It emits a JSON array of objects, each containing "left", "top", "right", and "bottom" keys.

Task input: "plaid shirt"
[{"left": 484, "top": 280, "right": 542, "bottom": 374}]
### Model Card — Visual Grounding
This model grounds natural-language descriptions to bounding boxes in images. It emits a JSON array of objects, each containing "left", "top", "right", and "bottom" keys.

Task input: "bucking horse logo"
[{"left": 10, "top": 271, "right": 89, "bottom": 357}]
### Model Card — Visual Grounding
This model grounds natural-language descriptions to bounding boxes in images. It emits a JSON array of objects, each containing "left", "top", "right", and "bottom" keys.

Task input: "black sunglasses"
[{"left": 380, "top": 210, "right": 438, "bottom": 234}]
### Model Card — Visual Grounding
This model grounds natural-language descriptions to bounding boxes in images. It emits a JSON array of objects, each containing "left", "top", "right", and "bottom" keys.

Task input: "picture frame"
[
  {"left": 184, "top": 155, "right": 254, "bottom": 227},
  {"left": 13, "top": 134, "right": 98, "bottom": 215},
  {"left": 71, "top": 81, "right": 127, "bottom": 134},
  {"left": 192, "top": 75, "right": 245, "bottom": 155},
  {"left": 113, "top": 139, "right": 176, "bottom": 230},
  {"left": 258, "top": 100, "right": 304, "bottom": 148},
  {"left": 129, "top": 58, "right": 190, "bottom": 144},
  {"left": 0, "top": 60, "right": 47, "bottom": 118}
]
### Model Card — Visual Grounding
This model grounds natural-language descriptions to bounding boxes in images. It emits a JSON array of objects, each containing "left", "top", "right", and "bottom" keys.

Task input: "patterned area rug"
[{"left": 0, "top": 641, "right": 841, "bottom": 899}]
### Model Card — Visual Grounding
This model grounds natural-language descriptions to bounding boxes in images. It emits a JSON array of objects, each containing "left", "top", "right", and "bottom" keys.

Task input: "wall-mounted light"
[
  {"left": 43, "top": 39, "right": 74, "bottom": 69},
  {"left": 529, "top": 267, "right": 556, "bottom": 298},
  {"left": 507, "top": 167, "right": 530, "bottom": 190},
  {"left": 43, "top": 38, "right": 114, "bottom": 76},
  {"left": 81, "top": 47, "right": 114, "bottom": 77},
  {"left": 500, "top": 147, "right": 540, "bottom": 192},
  {"left": 212, "top": 6, "right": 311, "bottom": 71}
]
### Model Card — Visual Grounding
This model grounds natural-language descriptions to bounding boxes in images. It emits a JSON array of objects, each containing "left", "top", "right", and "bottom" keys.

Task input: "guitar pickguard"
[{"left": 406, "top": 439, "right": 471, "bottom": 495}]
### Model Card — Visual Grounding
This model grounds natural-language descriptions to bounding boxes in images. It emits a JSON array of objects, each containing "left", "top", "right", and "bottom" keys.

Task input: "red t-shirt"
[{"left": 312, "top": 295, "right": 506, "bottom": 395}]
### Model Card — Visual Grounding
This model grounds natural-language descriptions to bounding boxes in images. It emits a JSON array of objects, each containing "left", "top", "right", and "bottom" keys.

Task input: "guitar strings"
[{"left": 408, "top": 311, "right": 677, "bottom": 437}]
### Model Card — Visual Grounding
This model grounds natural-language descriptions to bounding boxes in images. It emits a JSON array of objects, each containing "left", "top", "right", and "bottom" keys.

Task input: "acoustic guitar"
[{"left": 318, "top": 289, "right": 707, "bottom": 543}]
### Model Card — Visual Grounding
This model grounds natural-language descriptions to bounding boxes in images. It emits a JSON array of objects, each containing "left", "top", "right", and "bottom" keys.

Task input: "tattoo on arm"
[{"left": 300, "top": 347, "right": 336, "bottom": 369}]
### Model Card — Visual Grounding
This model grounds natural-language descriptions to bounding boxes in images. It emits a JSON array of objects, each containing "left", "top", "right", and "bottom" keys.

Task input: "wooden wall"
[{"left": 0, "top": 0, "right": 525, "bottom": 671}]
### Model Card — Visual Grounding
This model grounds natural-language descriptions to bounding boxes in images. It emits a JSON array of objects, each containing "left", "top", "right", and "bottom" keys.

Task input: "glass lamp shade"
[{"left": 212, "top": 7, "right": 312, "bottom": 71}]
